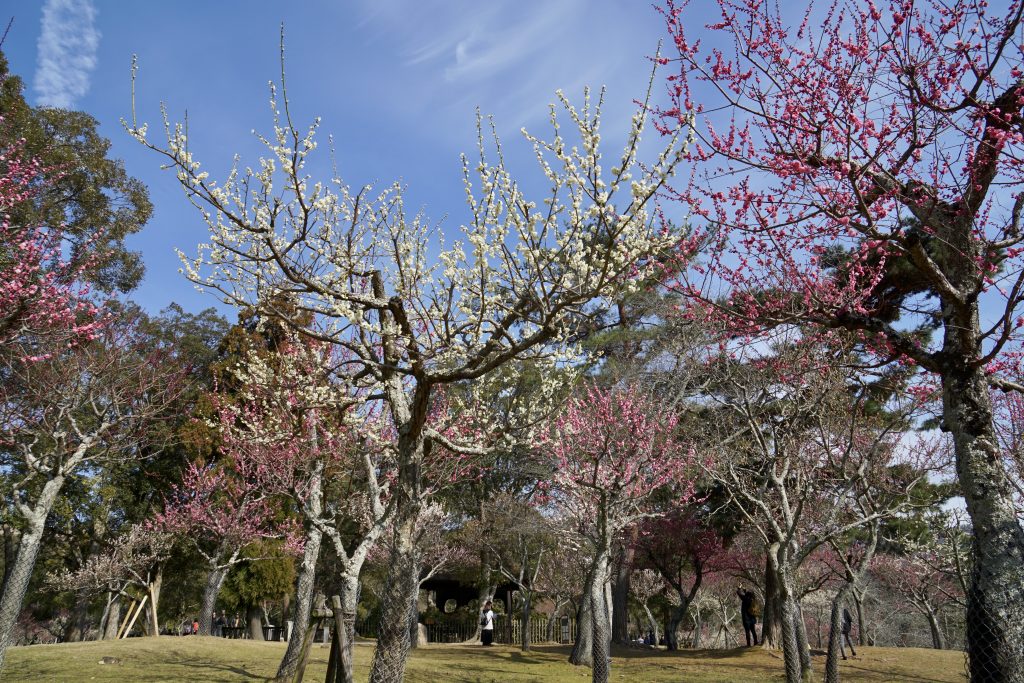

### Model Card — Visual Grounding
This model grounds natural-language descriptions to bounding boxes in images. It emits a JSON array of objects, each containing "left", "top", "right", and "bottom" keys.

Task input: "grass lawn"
[{"left": 2, "top": 636, "right": 967, "bottom": 682}]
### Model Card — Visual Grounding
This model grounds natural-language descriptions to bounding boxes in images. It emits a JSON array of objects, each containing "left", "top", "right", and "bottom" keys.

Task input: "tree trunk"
[
  {"left": 792, "top": 599, "right": 812, "bottom": 680},
  {"left": 0, "top": 477, "right": 64, "bottom": 668},
  {"left": 408, "top": 577, "right": 420, "bottom": 650},
  {"left": 368, "top": 507, "right": 420, "bottom": 683},
  {"left": 570, "top": 579, "right": 594, "bottom": 666},
  {"left": 146, "top": 568, "right": 163, "bottom": 637},
  {"left": 824, "top": 586, "right": 851, "bottom": 683},
  {"left": 471, "top": 561, "right": 495, "bottom": 642},
  {"left": 692, "top": 606, "right": 702, "bottom": 648},
  {"left": 64, "top": 586, "right": 92, "bottom": 642},
  {"left": 760, "top": 554, "right": 783, "bottom": 650},
  {"left": 925, "top": 606, "right": 945, "bottom": 650},
  {"left": 103, "top": 594, "right": 122, "bottom": 640},
  {"left": 589, "top": 551, "right": 612, "bottom": 683},
  {"left": 1, "top": 526, "right": 20, "bottom": 596},
  {"left": 610, "top": 532, "right": 636, "bottom": 645},
  {"left": 942, "top": 331, "right": 1024, "bottom": 682},
  {"left": 275, "top": 523, "right": 322, "bottom": 681},
  {"left": 199, "top": 565, "right": 227, "bottom": 636},
  {"left": 852, "top": 587, "right": 868, "bottom": 646},
  {"left": 521, "top": 592, "right": 532, "bottom": 651},
  {"left": 768, "top": 544, "right": 808, "bottom": 683},
  {"left": 778, "top": 591, "right": 803, "bottom": 683},
  {"left": 641, "top": 603, "right": 659, "bottom": 646},
  {"left": 665, "top": 600, "right": 688, "bottom": 651},
  {"left": 337, "top": 574, "right": 359, "bottom": 674},
  {"left": 247, "top": 604, "right": 264, "bottom": 641}
]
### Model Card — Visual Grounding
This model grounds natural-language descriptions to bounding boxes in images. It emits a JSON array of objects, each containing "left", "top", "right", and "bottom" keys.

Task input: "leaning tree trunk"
[
  {"left": 942, "top": 311, "right": 1024, "bottom": 682},
  {"left": 275, "top": 523, "right": 323, "bottom": 681},
  {"left": 368, "top": 505, "right": 420, "bottom": 683},
  {"left": 198, "top": 565, "right": 228, "bottom": 636},
  {"left": 924, "top": 605, "right": 946, "bottom": 650},
  {"left": 641, "top": 603, "right": 659, "bottom": 646},
  {"left": 0, "top": 477, "right": 64, "bottom": 668}
]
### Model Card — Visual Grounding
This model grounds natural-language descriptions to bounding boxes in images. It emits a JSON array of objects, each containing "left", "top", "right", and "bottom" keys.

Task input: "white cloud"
[{"left": 33, "top": 0, "right": 101, "bottom": 109}]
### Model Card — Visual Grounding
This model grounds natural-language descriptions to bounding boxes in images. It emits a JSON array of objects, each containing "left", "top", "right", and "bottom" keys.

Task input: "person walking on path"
[
  {"left": 480, "top": 600, "right": 495, "bottom": 646},
  {"left": 737, "top": 587, "right": 759, "bottom": 647},
  {"left": 841, "top": 607, "right": 857, "bottom": 659}
]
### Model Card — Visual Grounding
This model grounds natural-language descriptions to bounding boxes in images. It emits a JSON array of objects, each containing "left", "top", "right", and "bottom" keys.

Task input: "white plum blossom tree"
[{"left": 127, "top": 51, "right": 693, "bottom": 682}]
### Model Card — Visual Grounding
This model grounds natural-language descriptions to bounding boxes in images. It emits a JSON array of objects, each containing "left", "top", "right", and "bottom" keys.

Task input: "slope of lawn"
[{"left": 1, "top": 636, "right": 967, "bottom": 683}]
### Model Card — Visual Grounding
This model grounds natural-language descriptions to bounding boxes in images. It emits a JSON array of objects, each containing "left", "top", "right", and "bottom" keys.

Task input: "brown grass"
[{"left": 1, "top": 636, "right": 967, "bottom": 682}]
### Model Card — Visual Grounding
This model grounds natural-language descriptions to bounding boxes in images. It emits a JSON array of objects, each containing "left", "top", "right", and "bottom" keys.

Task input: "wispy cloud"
[{"left": 33, "top": 0, "right": 100, "bottom": 108}]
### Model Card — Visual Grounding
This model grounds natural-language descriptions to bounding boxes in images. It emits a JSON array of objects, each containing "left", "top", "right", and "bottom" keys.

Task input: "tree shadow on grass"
[
  {"left": 611, "top": 645, "right": 759, "bottom": 660},
  {"left": 840, "top": 662, "right": 956, "bottom": 683},
  {"left": 159, "top": 652, "right": 265, "bottom": 681},
  {"left": 429, "top": 646, "right": 546, "bottom": 666}
]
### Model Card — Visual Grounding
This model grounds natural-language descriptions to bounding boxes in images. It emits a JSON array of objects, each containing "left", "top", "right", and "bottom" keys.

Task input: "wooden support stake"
[
  {"left": 115, "top": 600, "right": 137, "bottom": 640},
  {"left": 324, "top": 628, "right": 338, "bottom": 683},
  {"left": 119, "top": 594, "right": 148, "bottom": 639},
  {"left": 330, "top": 595, "right": 353, "bottom": 683},
  {"left": 293, "top": 612, "right": 327, "bottom": 683}
]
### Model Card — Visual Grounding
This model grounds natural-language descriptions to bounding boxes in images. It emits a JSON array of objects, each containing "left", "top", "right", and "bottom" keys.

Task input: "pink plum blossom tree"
[
  {"left": 547, "top": 385, "right": 698, "bottom": 683},
  {"left": 658, "top": 2, "right": 1024, "bottom": 678}
]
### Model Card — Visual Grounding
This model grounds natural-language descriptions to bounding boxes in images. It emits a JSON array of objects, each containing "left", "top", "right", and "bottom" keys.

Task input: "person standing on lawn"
[
  {"left": 737, "top": 587, "right": 759, "bottom": 647},
  {"left": 480, "top": 600, "right": 495, "bottom": 646}
]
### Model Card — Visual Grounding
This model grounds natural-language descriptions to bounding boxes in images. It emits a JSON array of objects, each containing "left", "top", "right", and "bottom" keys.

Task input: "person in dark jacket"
[
  {"left": 737, "top": 587, "right": 759, "bottom": 646},
  {"left": 841, "top": 607, "right": 857, "bottom": 659}
]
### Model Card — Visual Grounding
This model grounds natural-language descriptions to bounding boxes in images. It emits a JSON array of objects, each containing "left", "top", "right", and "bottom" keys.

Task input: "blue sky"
[{"left": 3, "top": 0, "right": 671, "bottom": 317}]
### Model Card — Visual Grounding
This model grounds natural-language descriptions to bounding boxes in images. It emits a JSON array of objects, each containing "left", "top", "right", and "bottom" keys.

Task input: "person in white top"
[{"left": 480, "top": 600, "right": 495, "bottom": 646}]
